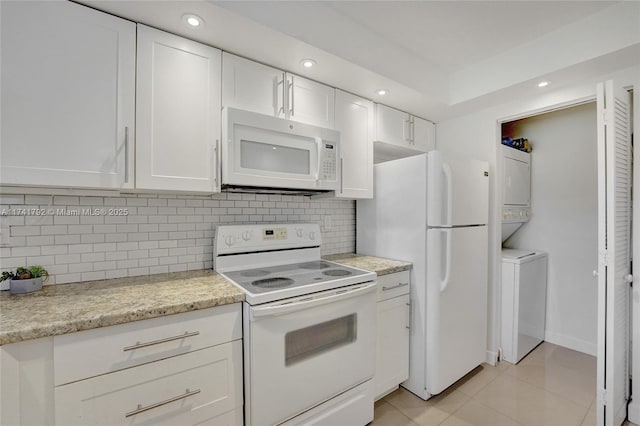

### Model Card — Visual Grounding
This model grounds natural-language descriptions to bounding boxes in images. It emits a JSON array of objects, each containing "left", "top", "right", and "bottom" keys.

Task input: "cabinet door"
[
  {"left": 412, "top": 116, "right": 436, "bottom": 152},
  {"left": 375, "top": 294, "right": 410, "bottom": 400},
  {"left": 136, "top": 25, "right": 221, "bottom": 192},
  {"left": 335, "top": 91, "right": 373, "bottom": 199},
  {"left": 287, "top": 74, "right": 335, "bottom": 128},
  {"left": 55, "top": 342, "right": 243, "bottom": 426},
  {"left": 0, "top": 1, "right": 135, "bottom": 189},
  {"left": 375, "top": 104, "right": 410, "bottom": 147},
  {"left": 222, "top": 53, "right": 284, "bottom": 117}
]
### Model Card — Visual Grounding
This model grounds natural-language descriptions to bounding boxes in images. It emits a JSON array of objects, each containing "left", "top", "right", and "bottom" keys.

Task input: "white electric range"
[{"left": 214, "top": 223, "right": 377, "bottom": 426}]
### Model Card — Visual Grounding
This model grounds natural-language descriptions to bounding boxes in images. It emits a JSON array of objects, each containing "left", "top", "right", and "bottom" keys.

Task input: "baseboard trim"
[
  {"left": 485, "top": 350, "right": 499, "bottom": 366},
  {"left": 544, "top": 331, "right": 596, "bottom": 356}
]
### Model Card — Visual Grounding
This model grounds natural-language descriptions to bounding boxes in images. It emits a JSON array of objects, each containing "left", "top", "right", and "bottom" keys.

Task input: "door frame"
[{"left": 492, "top": 86, "right": 638, "bottom": 424}]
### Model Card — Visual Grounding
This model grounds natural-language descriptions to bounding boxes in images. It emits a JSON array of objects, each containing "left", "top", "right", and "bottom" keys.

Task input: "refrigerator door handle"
[
  {"left": 443, "top": 163, "right": 453, "bottom": 227},
  {"left": 440, "top": 229, "right": 452, "bottom": 292}
]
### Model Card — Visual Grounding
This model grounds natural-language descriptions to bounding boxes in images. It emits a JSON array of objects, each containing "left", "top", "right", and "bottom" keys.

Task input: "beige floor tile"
[
  {"left": 453, "top": 364, "right": 504, "bottom": 396},
  {"left": 506, "top": 359, "right": 596, "bottom": 407},
  {"left": 441, "top": 400, "right": 523, "bottom": 426},
  {"left": 580, "top": 400, "right": 596, "bottom": 426},
  {"left": 371, "top": 400, "right": 419, "bottom": 426},
  {"left": 472, "top": 373, "right": 589, "bottom": 426},
  {"left": 384, "top": 387, "right": 469, "bottom": 426},
  {"left": 521, "top": 343, "right": 596, "bottom": 378}
]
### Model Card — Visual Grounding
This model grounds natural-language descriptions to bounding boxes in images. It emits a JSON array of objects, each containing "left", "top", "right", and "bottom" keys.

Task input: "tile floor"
[{"left": 372, "top": 342, "right": 638, "bottom": 426}]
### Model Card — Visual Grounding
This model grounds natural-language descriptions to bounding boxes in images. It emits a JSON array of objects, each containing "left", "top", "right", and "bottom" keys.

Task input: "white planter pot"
[
  {"left": 10, "top": 277, "right": 43, "bottom": 294},
  {"left": 0, "top": 280, "right": 9, "bottom": 291}
]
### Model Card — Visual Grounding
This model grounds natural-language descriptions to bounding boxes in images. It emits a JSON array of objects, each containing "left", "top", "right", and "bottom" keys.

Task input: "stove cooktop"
[{"left": 222, "top": 260, "right": 375, "bottom": 304}]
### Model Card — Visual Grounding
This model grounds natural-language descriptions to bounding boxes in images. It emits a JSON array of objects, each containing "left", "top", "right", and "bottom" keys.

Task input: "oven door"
[
  {"left": 222, "top": 108, "right": 339, "bottom": 191},
  {"left": 244, "top": 281, "right": 376, "bottom": 426}
]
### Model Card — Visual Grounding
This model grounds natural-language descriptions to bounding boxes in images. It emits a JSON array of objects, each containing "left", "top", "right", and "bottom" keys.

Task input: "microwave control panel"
[{"left": 320, "top": 143, "right": 337, "bottom": 181}]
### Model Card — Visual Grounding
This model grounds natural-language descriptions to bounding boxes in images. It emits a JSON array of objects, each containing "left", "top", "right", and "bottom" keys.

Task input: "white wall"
[
  {"left": 503, "top": 102, "right": 598, "bottom": 355},
  {"left": 436, "top": 65, "right": 639, "bottom": 365}
]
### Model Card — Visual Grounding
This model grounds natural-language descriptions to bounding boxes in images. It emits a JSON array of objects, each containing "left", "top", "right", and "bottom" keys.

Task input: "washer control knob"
[
  {"left": 296, "top": 228, "right": 304, "bottom": 238},
  {"left": 309, "top": 231, "right": 316, "bottom": 241},
  {"left": 224, "top": 235, "right": 234, "bottom": 247},
  {"left": 242, "top": 231, "right": 252, "bottom": 241}
]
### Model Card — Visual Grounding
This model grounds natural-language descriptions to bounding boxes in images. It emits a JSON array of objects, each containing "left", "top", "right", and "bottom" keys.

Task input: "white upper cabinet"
[
  {"left": 335, "top": 90, "right": 373, "bottom": 199},
  {"left": 375, "top": 104, "right": 435, "bottom": 157},
  {"left": 0, "top": 1, "right": 135, "bottom": 189},
  {"left": 222, "top": 53, "right": 284, "bottom": 118},
  {"left": 412, "top": 116, "right": 436, "bottom": 152},
  {"left": 288, "top": 74, "right": 335, "bottom": 128},
  {"left": 135, "top": 25, "right": 222, "bottom": 193},
  {"left": 222, "top": 53, "right": 334, "bottom": 128},
  {"left": 375, "top": 104, "right": 411, "bottom": 147}
]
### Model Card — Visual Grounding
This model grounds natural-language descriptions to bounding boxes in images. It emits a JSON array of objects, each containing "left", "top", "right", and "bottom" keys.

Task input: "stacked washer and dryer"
[{"left": 501, "top": 146, "right": 548, "bottom": 364}]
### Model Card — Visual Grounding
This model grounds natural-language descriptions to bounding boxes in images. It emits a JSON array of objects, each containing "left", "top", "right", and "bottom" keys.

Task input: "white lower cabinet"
[
  {"left": 55, "top": 342, "right": 242, "bottom": 426},
  {"left": 0, "top": 305, "right": 243, "bottom": 426},
  {"left": 375, "top": 271, "right": 411, "bottom": 400}
]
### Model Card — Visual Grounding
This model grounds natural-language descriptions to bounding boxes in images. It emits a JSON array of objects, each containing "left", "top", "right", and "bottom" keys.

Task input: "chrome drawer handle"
[
  {"left": 123, "top": 331, "right": 200, "bottom": 352},
  {"left": 125, "top": 388, "right": 201, "bottom": 418},
  {"left": 382, "top": 282, "right": 409, "bottom": 291}
]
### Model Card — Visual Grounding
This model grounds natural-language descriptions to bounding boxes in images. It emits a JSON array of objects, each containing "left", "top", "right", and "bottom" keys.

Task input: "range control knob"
[
  {"left": 242, "top": 231, "right": 252, "bottom": 241},
  {"left": 309, "top": 231, "right": 316, "bottom": 241},
  {"left": 224, "top": 235, "right": 235, "bottom": 247}
]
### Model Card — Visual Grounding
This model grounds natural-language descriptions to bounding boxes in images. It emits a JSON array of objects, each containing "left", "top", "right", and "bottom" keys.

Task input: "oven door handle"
[{"left": 250, "top": 281, "right": 377, "bottom": 319}]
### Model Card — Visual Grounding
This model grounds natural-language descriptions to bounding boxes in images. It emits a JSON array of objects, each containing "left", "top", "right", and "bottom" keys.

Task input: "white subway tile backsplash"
[{"left": 2, "top": 193, "right": 355, "bottom": 285}]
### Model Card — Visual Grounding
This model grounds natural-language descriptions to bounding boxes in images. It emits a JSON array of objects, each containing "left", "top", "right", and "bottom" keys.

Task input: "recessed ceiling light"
[
  {"left": 376, "top": 89, "right": 389, "bottom": 96},
  {"left": 537, "top": 81, "right": 549, "bottom": 88},
  {"left": 301, "top": 59, "right": 316, "bottom": 68},
  {"left": 182, "top": 14, "right": 204, "bottom": 28}
]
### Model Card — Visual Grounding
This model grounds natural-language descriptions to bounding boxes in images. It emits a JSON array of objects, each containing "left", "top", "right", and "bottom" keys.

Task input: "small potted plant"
[{"left": 1, "top": 266, "right": 49, "bottom": 294}]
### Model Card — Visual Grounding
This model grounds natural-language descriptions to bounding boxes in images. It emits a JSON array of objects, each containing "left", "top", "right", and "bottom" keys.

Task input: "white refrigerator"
[{"left": 357, "top": 151, "right": 489, "bottom": 399}]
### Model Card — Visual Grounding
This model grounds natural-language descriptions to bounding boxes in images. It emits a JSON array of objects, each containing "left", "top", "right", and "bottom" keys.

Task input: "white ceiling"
[
  {"left": 214, "top": 1, "right": 614, "bottom": 72},
  {"left": 83, "top": 0, "right": 640, "bottom": 121}
]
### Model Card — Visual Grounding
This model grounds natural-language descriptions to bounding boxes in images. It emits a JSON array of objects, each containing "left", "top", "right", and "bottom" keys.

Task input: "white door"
[
  {"left": 596, "top": 80, "right": 632, "bottom": 426},
  {"left": 222, "top": 52, "right": 284, "bottom": 118},
  {"left": 426, "top": 226, "right": 488, "bottom": 395},
  {"left": 334, "top": 90, "right": 374, "bottom": 199},
  {"left": 412, "top": 116, "right": 436, "bottom": 152},
  {"left": 0, "top": 1, "right": 135, "bottom": 189},
  {"left": 136, "top": 25, "right": 221, "bottom": 192},
  {"left": 287, "top": 74, "right": 335, "bottom": 128}
]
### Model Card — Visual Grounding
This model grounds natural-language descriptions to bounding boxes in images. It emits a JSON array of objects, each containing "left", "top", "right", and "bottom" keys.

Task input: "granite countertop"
[
  {"left": 0, "top": 270, "right": 243, "bottom": 346},
  {"left": 0, "top": 254, "right": 411, "bottom": 346},
  {"left": 324, "top": 253, "right": 412, "bottom": 276}
]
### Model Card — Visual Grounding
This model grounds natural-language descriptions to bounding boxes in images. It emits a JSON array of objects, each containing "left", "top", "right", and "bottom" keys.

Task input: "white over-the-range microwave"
[{"left": 221, "top": 108, "right": 340, "bottom": 195}]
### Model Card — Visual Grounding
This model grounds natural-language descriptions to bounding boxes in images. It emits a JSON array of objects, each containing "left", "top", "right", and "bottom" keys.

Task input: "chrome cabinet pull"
[
  {"left": 339, "top": 157, "right": 344, "bottom": 194},
  {"left": 406, "top": 301, "right": 411, "bottom": 329},
  {"left": 124, "top": 126, "right": 130, "bottom": 183},
  {"left": 288, "top": 77, "right": 294, "bottom": 117},
  {"left": 382, "top": 282, "right": 409, "bottom": 291},
  {"left": 125, "top": 388, "right": 201, "bottom": 418},
  {"left": 123, "top": 331, "right": 200, "bottom": 352},
  {"left": 404, "top": 119, "right": 410, "bottom": 142},
  {"left": 277, "top": 76, "right": 285, "bottom": 116},
  {"left": 410, "top": 118, "right": 415, "bottom": 145}
]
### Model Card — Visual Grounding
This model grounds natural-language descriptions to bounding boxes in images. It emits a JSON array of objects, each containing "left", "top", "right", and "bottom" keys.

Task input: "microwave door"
[{"left": 229, "top": 125, "right": 319, "bottom": 188}]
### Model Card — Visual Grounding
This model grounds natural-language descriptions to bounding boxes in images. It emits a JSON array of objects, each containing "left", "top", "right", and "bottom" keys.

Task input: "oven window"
[
  {"left": 240, "top": 140, "right": 310, "bottom": 174},
  {"left": 285, "top": 314, "right": 357, "bottom": 366}
]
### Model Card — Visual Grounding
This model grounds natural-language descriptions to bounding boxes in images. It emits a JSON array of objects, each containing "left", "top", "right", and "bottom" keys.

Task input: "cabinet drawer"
[
  {"left": 54, "top": 304, "right": 241, "bottom": 385},
  {"left": 376, "top": 271, "right": 410, "bottom": 301},
  {"left": 55, "top": 341, "right": 243, "bottom": 426}
]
